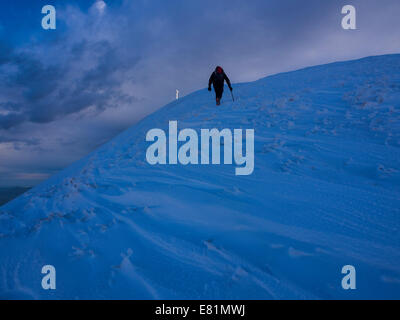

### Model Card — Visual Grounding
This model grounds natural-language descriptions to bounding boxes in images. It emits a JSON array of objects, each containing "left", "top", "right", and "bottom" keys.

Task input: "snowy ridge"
[{"left": 0, "top": 54, "right": 400, "bottom": 299}]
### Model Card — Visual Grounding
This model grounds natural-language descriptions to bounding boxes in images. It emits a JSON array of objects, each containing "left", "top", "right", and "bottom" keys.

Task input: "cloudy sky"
[{"left": 0, "top": 0, "right": 399, "bottom": 187}]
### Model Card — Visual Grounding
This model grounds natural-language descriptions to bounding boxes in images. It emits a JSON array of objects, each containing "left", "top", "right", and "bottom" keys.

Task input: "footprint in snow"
[
  {"left": 380, "top": 275, "right": 400, "bottom": 285},
  {"left": 288, "top": 247, "right": 314, "bottom": 258}
]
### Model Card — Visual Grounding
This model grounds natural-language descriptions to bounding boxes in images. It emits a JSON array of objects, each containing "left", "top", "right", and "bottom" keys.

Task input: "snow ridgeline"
[{"left": 0, "top": 54, "right": 400, "bottom": 299}]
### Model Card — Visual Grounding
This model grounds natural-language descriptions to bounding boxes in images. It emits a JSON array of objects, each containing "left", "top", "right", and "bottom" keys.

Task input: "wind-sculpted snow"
[{"left": 1, "top": 55, "right": 400, "bottom": 299}]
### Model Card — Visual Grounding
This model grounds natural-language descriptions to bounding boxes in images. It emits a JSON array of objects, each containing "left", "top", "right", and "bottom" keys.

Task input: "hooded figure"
[{"left": 208, "top": 66, "right": 232, "bottom": 105}]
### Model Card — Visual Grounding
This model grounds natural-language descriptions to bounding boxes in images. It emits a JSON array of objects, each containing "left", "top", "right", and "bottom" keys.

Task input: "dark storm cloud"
[
  {"left": 0, "top": 134, "right": 39, "bottom": 146},
  {"left": 0, "top": 37, "right": 137, "bottom": 129},
  {"left": 0, "top": 112, "right": 26, "bottom": 130}
]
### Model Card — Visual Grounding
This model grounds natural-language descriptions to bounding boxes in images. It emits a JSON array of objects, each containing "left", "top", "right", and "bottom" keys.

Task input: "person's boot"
[{"left": 216, "top": 98, "right": 221, "bottom": 105}]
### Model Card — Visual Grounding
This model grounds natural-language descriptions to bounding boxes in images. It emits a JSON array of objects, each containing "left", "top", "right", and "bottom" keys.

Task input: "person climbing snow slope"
[{"left": 208, "top": 66, "right": 233, "bottom": 105}]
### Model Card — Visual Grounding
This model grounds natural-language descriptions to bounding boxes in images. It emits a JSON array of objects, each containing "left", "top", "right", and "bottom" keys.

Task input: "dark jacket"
[{"left": 208, "top": 67, "right": 232, "bottom": 91}]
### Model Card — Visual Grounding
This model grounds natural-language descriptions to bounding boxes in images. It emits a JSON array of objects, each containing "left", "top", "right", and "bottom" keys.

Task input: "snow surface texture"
[{"left": 0, "top": 55, "right": 399, "bottom": 299}]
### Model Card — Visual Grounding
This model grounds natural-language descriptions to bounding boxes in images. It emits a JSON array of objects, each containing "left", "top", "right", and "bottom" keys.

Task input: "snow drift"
[{"left": 1, "top": 54, "right": 400, "bottom": 299}]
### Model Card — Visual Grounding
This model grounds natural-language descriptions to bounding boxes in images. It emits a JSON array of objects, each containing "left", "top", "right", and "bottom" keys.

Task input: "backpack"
[{"left": 213, "top": 71, "right": 225, "bottom": 87}]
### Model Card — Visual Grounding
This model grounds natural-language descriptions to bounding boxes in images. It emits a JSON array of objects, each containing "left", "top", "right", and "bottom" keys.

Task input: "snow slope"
[{"left": 1, "top": 55, "right": 400, "bottom": 299}]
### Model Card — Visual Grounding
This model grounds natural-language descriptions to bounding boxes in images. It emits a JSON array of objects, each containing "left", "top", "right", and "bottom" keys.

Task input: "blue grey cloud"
[{"left": 0, "top": 39, "right": 136, "bottom": 129}]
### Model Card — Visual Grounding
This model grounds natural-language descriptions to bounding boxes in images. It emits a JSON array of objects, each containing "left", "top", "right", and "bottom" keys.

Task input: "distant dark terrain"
[{"left": 0, "top": 187, "right": 31, "bottom": 207}]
